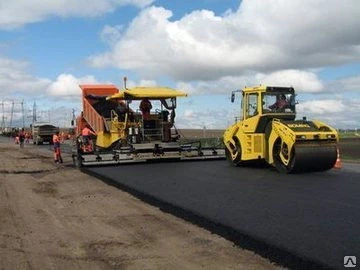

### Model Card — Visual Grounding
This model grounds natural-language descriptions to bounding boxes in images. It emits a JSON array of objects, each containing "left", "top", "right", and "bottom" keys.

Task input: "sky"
[{"left": 0, "top": 0, "right": 359, "bottom": 129}]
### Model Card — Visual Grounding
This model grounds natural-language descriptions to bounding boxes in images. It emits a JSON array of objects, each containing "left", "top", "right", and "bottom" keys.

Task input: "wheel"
[
  {"left": 72, "top": 154, "right": 82, "bottom": 168},
  {"left": 226, "top": 139, "right": 242, "bottom": 166},
  {"left": 273, "top": 139, "right": 295, "bottom": 173}
]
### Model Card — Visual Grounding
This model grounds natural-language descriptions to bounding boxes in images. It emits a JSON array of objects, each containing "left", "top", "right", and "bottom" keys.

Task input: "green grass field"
[{"left": 339, "top": 131, "right": 360, "bottom": 139}]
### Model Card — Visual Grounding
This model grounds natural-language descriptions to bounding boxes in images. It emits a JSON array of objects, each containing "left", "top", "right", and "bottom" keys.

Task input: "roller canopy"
[{"left": 107, "top": 87, "right": 187, "bottom": 100}]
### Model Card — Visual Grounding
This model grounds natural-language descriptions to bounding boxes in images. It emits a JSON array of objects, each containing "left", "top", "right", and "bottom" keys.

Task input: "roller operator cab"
[{"left": 223, "top": 85, "right": 339, "bottom": 173}]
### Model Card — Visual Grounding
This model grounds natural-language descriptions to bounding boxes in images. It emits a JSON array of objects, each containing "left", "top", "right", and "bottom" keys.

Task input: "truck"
[
  {"left": 32, "top": 123, "right": 59, "bottom": 145},
  {"left": 223, "top": 85, "right": 339, "bottom": 173},
  {"left": 72, "top": 84, "right": 225, "bottom": 166}
]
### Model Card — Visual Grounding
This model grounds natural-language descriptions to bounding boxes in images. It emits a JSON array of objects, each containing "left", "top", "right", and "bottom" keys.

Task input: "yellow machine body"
[
  {"left": 223, "top": 85, "right": 339, "bottom": 173},
  {"left": 95, "top": 87, "right": 187, "bottom": 148},
  {"left": 73, "top": 84, "right": 224, "bottom": 167}
]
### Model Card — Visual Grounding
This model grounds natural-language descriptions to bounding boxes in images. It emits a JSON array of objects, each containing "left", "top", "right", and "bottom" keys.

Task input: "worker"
[
  {"left": 18, "top": 128, "right": 25, "bottom": 148},
  {"left": 60, "top": 131, "right": 65, "bottom": 143},
  {"left": 53, "top": 131, "right": 63, "bottom": 164},
  {"left": 269, "top": 94, "right": 288, "bottom": 111},
  {"left": 139, "top": 98, "right": 152, "bottom": 120},
  {"left": 116, "top": 102, "right": 127, "bottom": 121},
  {"left": 82, "top": 125, "right": 96, "bottom": 145},
  {"left": 25, "top": 132, "right": 30, "bottom": 144}
]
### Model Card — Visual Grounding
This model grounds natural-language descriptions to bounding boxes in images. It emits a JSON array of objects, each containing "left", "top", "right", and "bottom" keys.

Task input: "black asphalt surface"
[
  {"left": 86, "top": 160, "right": 360, "bottom": 270},
  {"left": 2, "top": 135, "right": 359, "bottom": 269}
]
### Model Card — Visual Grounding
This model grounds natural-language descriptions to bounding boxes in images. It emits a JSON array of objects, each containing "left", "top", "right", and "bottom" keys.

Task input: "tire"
[
  {"left": 226, "top": 139, "right": 242, "bottom": 166},
  {"left": 72, "top": 154, "right": 82, "bottom": 168},
  {"left": 273, "top": 138, "right": 295, "bottom": 173}
]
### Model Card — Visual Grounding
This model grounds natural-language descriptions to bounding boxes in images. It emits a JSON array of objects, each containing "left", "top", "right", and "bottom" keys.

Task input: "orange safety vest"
[{"left": 82, "top": 127, "right": 93, "bottom": 136}]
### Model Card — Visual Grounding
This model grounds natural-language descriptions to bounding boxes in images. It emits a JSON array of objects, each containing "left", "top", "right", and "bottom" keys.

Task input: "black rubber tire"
[
  {"left": 273, "top": 139, "right": 295, "bottom": 173},
  {"left": 226, "top": 139, "right": 242, "bottom": 166},
  {"left": 225, "top": 147, "right": 231, "bottom": 160},
  {"left": 72, "top": 140, "right": 83, "bottom": 168},
  {"left": 72, "top": 154, "right": 82, "bottom": 168}
]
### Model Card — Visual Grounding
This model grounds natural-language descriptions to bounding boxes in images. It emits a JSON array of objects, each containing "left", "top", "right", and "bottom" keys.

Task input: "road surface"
[{"left": 86, "top": 160, "right": 360, "bottom": 270}]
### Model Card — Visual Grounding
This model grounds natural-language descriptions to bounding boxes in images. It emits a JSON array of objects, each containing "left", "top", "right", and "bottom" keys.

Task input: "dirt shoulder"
[
  {"left": 0, "top": 140, "right": 281, "bottom": 270},
  {"left": 339, "top": 138, "right": 360, "bottom": 162}
]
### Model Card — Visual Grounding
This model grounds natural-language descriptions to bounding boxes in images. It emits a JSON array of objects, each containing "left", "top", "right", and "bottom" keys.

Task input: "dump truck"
[
  {"left": 72, "top": 84, "right": 225, "bottom": 166},
  {"left": 223, "top": 85, "right": 339, "bottom": 173},
  {"left": 32, "top": 123, "right": 59, "bottom": 145}
]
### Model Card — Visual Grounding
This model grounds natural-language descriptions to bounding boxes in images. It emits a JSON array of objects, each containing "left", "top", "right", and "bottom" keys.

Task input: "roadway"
[
  {"left": 86, "top": 160, "right": 360, "bottom": 270},
  {"left": 3, "top": 136, "right": 359, "bottom": 269}
]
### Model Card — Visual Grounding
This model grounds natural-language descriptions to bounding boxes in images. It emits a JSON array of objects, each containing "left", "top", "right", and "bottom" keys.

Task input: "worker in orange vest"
[
  {"left": 53, "top": 131, "right": 63, "bottom": 164},
  {"left": 82, "top": 125, "right": 96, "bottom": 145}
]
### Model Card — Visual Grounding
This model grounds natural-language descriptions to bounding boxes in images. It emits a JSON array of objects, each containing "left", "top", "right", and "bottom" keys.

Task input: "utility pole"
[
  {"left": 0, "top": 101, "right": 5, "bottom": 132},
  {"left": 71, "top": 108, "right": 76, "bottom": 126},
  {"left": 21, "top": 99, "right": 25, "bottom": 128},
  {"left": 32, "top": 101, "right": 37, "bottom": 124},
  {"left": 9, "top": 100, "right": 14, "bottom": 129}
]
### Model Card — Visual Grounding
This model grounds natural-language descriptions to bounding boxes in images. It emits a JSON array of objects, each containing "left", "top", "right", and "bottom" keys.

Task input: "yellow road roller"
[{"left": 223, "top": 85, "right": 339, "bottom": 173}]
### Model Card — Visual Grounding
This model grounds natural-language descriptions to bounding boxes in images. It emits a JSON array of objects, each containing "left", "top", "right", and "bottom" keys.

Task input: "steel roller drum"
[{"left": 276, "top": 143, "right": 338, "bottom": 173}]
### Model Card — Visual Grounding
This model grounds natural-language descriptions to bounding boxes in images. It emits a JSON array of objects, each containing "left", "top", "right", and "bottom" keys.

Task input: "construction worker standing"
[
  {"left": 82, "top": 125, "right": 96, "bottom": 144},
  {"left": 18, "top": 128, "right": 25, "bottom": 148},
  {"left": 53, "top": 131, "right": 63, "bottom": 164}
]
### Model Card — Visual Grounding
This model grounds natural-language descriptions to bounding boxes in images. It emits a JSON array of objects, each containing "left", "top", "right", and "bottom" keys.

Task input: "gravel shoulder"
[{"left": 0, "top": 140, "right": 281, "bottom": 270}]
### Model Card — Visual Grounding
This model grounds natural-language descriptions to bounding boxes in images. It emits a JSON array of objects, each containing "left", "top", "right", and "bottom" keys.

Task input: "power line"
[
  {"left": 21, "top": 99, "right": 25, "bottom": 128},
  {"left": 1, "top": 101, "right": 5, "bottom": 132},
  {"left": 9, "top": 101, "right": 14, "bottom": 128}
]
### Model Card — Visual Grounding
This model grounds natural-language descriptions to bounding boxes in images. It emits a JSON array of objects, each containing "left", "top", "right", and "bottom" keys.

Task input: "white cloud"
[
  {"left": 46, "top": 73, "right": 99, "bottom": 98},
  {"left": 0, "top": 71, "right": 100, "bottom": 127},
  {"left": 256, "top": 70, "right": 324, "bottom": 93},
  {"left": 176, "top": 108, "right": 232, "bottom": 129},
  {"left": 137, "top": 79, "right": 157, "bottom": 86},
  {"left": 89, "top": 1, "right": 360, "bottom": 81},
  {"left": 176, "top": 69, "right": 324, "bottom": 95},
  {"left": 296, "top": 99, "right": 360, "bottom": 128},
  {"left": 340, "top": 75, "right": 360, "bottom": 91},
  {"left": 0, "top": 0, "right": 154, "bottom": 29},
  {"left": 121, "top": 78, "right": 158, "bottom": 88},
  {"left": 297, "top": 99, "right": 346, "bottom": 115},
  {"left": 100, "top": 25, "right": 124, "bottom": 46},
  {"left": 327, "top": 74, "right": 360, "bottom": 92},
  {"left": 0, "top": 57, "right": 51, "bottom": 96}
]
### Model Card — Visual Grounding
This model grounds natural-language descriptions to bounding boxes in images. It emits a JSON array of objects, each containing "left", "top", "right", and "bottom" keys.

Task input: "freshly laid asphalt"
[
  {"left": 2, "top": 136, "right": 358, "bottom": 269},
  {"left": 86, "top": 160, "right": 360, "bottom": 270}
]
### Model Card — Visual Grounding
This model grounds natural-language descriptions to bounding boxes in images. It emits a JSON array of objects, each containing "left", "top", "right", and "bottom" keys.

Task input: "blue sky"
[{"left": 0, "top": 0, "right": 359, "bottom": 129}]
